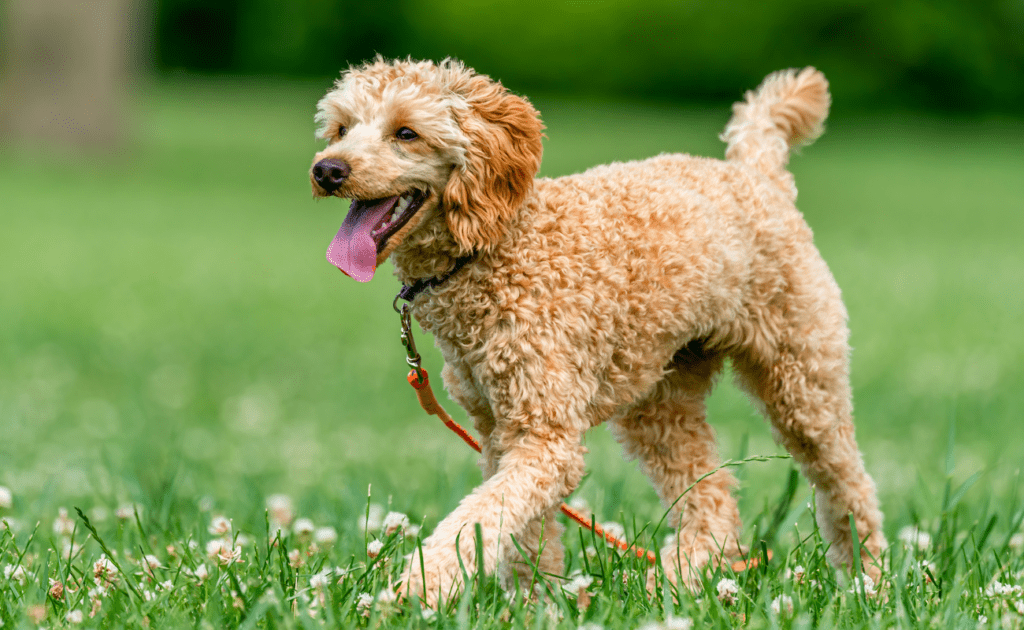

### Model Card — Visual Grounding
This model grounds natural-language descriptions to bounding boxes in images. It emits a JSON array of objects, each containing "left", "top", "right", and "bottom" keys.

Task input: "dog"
[{"left": 310, "top": 57, "right": 886, "bottom": 605}]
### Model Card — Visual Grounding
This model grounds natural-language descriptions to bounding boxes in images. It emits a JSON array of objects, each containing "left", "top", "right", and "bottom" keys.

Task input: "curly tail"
[{"left": 721, "top": 67, "right": 830, "bottom": 199}]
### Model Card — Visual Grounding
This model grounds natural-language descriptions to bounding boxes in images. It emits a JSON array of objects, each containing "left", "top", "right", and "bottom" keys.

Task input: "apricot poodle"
[{"left": 310, "top": 57, "right": 886, "bottom": 605}]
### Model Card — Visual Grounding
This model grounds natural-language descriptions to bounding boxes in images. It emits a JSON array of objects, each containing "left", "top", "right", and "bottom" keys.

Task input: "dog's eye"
[
  {"left": 396, "top": 127, "right": 418, "bottom": 141},
  {"left": 337, "top": 126, "right": 347, "bottom": 139}
]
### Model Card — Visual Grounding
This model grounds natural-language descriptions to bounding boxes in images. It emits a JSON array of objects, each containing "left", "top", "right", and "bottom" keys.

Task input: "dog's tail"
[{"left": 721, "top": 67, "right": 830, "bottom": 199}]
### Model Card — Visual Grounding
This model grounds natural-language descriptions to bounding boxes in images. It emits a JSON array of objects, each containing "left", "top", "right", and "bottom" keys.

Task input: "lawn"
[{"left": 1, "top": 76, "right": 1023, "bottom": 628}]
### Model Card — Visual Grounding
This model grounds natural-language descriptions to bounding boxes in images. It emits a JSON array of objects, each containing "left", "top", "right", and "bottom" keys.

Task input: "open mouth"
[
  {"left": 366, "top": 189, "right": 429, "bottom": 253},
  {"left": 326, "top": 189, "right": 429, "bottom": 282}
]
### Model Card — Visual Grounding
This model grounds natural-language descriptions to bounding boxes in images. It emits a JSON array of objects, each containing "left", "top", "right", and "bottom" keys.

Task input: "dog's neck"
[
  {"left": 391, "top": 190, "right": 538, "bottom": 290},
  {"left": 390, "top": 208, "right": 468, "bottom": 287}
]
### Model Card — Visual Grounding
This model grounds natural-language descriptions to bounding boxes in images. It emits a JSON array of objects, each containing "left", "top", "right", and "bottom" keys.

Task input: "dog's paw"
[
  {"left": 647, "top": 539, "right": 748, "bottom": 595},
  {"left": 399, "top": 548, "right": 465, "bottom": 609},
  {"left": 646, "top": 548, "right": 705, "bottom": 594}
]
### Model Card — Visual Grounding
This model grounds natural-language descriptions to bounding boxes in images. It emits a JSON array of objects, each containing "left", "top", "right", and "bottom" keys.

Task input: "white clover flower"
[
  {"left": 216, "top": 545, "right": 242, "bottom": 566},
  {"left": 206, "top": 539, "right": 228, "bottom": 558},
  {"left": 898, "top": 525, "right": 932, "bottom": 551},
  {"left": 382, "top": 512, "right": 410, "bottom": 536},
  {"left": 26, "top": 604, "right": 46, "bottom": 624},
  {"left": 635, "top": 617, "right": 690, "bottom": 630},
  {"left": 288, "top": 548, "right": 304, "bottom": 568},
  {"left": 377, "top": 588, "right": 397, "bottom": 604},
  {"left": 309, "top": 569, "right": 332, "bottom": 590},
  {"left": 115, "top": 502, "right": 141, "bottom": 520},
  {"left": 0, "top": 486, "right": 11, "bottom": 509},
  {"left": 664, "top": 616, "right": 694, "bottom": 630},
  {"left": 1010, "top": 533, "right": 1024, "bottom": 552},
  {"left": 93, "top": 556, "right": 119, "bottom": 586},
  {"left": 366, "top": 540, "right": 384, "bottom": 559},
  {"left": 314, "top": 526, "right": 338, "bottom": 547},
  {"left": 3, "top": 564, "right": 28, "bottom": 585},
  {"left": 143, "top": 589, "right": 156, "bottom": 602},
  {"left": 208, "top": 516, "right": 232, "bottom": 536},
  {"left": 358, "top": 504, "right": 385, "bottom": 532},
  {"left": 266, "top": 494, "right": 295, "bottom": 530},
  {"left": 849, "top": 574, "right": 876, "bottom": 596},
  {"left": 157, "top": 580, "right": 173, "bottom": 591},
  {"left": 61, "top": 539, "right": 83, "bottom": 561},
  {"left": 53, "top": 507, "right": 76, "bottom": 537},
  {"left": 1014, "top": 600, "right": 1024, "bottom": 616},
  {"left": 406, "top": 524, "right": 421, "bottom": 538},
  {"left": 420, "top": 608, "right": 437, "bottom": 621},
  {"left": 716, "top": 578, "right": 739, "bottom": 605},
  {"left": 89, "top": 589, "right": 106, "bottom": 617},
  {"left": 88, "top": 585, "right": 108, "bottom": 600},
  {"left": 789, "top": 564, "right": 806, "bottom": 583},
  {"left": 293, "top": 517, "right": 315, "bottom": 539},
  {"left": 49, "top": 578, "right": 65, "bottom": 600},
  {"left": 206, "top": 539, "right": 242, "bottom": 566},
  {"left": 88, "top": 506, "right": 110, "bottom": 523},
  {"left": 65, "top": 609, "right": 84, "bottom": 624},
  {"left": 543, "top": 603, "right": 563, "bottom": 623},
  {"left": 356, "top": 592, "right": 374, "bottom": 616},
  {"left": 142, "top": 554, "right": 163, "bottom": 573},
  {"left": 192, "top": 563, "right": 209, "bottom": 582},
  {"left": 771, "top": 595, "right": 794, "bottom": 616},
  {"left": 568, "top": 496, "right": 590, "bottom": 512},
  {"left": 985, "top": 580, "right": 1023, "bottom": 598},
  {"left": 601, "top": 521, "right": 626, "bottom": 541},
  {"left": 562, "top": 574, "right": 594, "bottom": 595}
]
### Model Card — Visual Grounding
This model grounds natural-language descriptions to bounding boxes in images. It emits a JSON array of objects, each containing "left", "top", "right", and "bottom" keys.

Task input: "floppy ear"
[{"left": 443, "top": 79, "right": 544, "bottom": 252}]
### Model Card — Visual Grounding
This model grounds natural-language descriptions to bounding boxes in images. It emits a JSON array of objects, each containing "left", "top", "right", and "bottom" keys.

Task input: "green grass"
[{"left": 1, "top": 76, "right": 1023, "bottom": 628}]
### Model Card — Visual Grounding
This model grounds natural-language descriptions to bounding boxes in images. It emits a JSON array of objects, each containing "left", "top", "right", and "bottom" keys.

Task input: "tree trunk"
[{"left": 0, "top": 0, "right": 138, "bottom": 150}]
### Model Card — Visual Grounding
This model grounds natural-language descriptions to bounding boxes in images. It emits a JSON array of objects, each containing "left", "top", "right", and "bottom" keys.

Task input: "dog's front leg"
[{"left": 400, "top": 426, "right": 585, "bottom": 607}]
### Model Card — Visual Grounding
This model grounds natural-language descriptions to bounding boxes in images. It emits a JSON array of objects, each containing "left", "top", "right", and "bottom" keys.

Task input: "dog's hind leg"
[
  {"left": 610, "top": 350, "right": 743, "bottom": 589},
  {"left": 730, "top": 259, "right": 886, "bottom": 580}
]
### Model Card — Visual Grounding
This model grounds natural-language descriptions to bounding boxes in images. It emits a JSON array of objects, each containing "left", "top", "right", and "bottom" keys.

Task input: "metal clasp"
[{"left": 397, "top": 302, "right": 424, "bottom": 383}]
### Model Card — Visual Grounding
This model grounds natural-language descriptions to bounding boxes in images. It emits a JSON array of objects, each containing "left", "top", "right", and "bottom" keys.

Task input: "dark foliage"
[{"left": 150, "top": 1, "right": 1024, "bottom": 112}]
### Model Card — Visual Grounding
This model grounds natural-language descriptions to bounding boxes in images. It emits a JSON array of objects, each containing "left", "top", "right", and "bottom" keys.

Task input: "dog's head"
[{"left": 311, "top": 57, "right": 544, "bottom": 282}]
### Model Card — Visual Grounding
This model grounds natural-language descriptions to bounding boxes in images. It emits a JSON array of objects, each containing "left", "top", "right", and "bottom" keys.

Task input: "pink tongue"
[{"left": 326, "top": 196, "right": 400, "bottom": 282}]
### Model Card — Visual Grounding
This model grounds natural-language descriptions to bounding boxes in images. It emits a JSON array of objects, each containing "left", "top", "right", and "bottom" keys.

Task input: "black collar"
[{"left": 394, "top": 253, "right": 476, "bottom": 306}]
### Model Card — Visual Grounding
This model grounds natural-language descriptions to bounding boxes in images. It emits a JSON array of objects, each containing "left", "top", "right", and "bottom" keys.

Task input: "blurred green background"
[
  {"left": 1, "top": 0, "right": 1022, "bottom": 535},
  {"left": 150, "top": 0, "right": 1024, "bottom": 112}
]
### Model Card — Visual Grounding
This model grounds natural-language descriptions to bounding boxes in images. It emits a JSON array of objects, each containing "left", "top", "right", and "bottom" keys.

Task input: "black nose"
[{"left": 312, "top": 158, "right": 351, "bottom": 193}]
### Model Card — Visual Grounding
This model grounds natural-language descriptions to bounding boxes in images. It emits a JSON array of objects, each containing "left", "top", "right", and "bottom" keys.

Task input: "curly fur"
[{"left": 311, "top": 58, "right": 886, "bottom": 606}]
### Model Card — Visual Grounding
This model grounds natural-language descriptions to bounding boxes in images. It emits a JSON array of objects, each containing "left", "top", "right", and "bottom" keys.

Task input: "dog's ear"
[{"left": 443, "top": 79, "right": 544, "bottom": 252}]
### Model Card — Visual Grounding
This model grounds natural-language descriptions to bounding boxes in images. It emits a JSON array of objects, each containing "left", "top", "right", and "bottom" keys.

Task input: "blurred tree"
[{"left": 0, "top": 0, "right": 139, "bottom": 149}]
